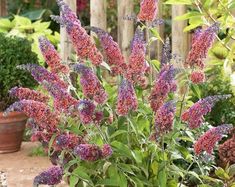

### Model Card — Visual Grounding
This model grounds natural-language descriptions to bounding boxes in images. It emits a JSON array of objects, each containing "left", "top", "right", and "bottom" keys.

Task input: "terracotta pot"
[{"left": 0, "top": 112, "right": 27, "bottom": 153}]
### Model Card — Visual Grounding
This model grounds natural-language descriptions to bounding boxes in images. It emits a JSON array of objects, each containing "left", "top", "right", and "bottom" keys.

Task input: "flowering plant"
[{"left": 4, "top": 0, "right": 235, "bottom": 186}]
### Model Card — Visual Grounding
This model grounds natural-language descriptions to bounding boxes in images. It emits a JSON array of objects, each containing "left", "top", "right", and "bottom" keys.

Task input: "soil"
[{"left": 0, "top": 142, "right": 68, "bottom": 187}]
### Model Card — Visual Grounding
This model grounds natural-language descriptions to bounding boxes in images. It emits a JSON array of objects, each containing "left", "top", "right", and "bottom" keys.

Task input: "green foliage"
[
  {"left": 0, "top": 15, "right": 60, "bottom": 64},
  {"left": 0, "top": 33, "right": 39, "bottom": 110}
]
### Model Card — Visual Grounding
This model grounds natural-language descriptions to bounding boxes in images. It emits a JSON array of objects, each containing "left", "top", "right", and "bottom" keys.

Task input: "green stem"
[{"left": 179, "top": 157, "right": 196, "bottom": 187}]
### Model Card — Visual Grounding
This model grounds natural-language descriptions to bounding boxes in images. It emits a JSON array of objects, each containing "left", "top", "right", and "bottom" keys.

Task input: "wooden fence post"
[
  {"left": 156, "top": 0, "right": 164, "bottom": 61},
  {"left": 0, "top": 0, "right": 7, "bottom": 16},
  {"left": 118, "top": 0, "right": 134, "bottom": 61},
  {"left": 60, "top": 0, "right": 76, "bottom": 62},
  {"left": 172, "top": 5, "right": 188, "bottom": 66},
  {"left": 90, "top": 0, "right": 107, "bottom": 31}
]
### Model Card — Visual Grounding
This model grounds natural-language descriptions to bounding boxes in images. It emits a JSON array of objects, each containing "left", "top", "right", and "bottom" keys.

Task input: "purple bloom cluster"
[
  {"left": 185, "top": 23, "right": 219, "bottom": 69},
  {"left": 155, "top": 101, "right": 176, "bottom": 135},
  {"left": 73, "top": 64, "right": 107, "bottom": 104},
  {"left": 91, "top": 27, "right": 127, "bottom": 76},
  {"left": 126, "top": 28, "right": 149, "bottom": 88},
  {"left": 34, "top": 166, "right": 63, "bottom": 186},
  {"left": 74, "top": 144, "right": 112, "bottom": 161},
  {"left": 194, "top": 124, "right": 232, "bottom": 155},
  {"left": 9, "top": 87, "right": 49, "bottom": 103},
  {"left": 137, "top": 0, "right": 158, "bottom": 21},
  {"left": 76, "top": 99, "right": 96, "bottom": 124},
  {"left": 182, "top": 95, "right": 231, "bottom": 129},
  {"left": 39, "top": 36, "right": 69, "bottom": 74},
  {"left": 42, "top": 81, "right": 79, "bottom": 113},
  {"left": 18, "top": 64, "right": 68, "bottom": 90},
  {"left": 149, "top": 64, "right": 176, "bottom": 112},
  {"left": 55, "top": 133, "right": 85, "bottom": 151},
  {"left": 55, "top": 0, "right": 103, "bottom": 66},
  {"left": 116, "top": 79, "right": 138, "bottom": 116}
]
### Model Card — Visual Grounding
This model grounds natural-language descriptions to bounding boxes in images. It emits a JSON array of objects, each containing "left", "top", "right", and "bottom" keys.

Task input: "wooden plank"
[
  {"left": 90, "top": 0, "right": 107, "bottom": 31},
  {"left": 0, "top": 0, "right": 7, "bottom": 16},
  {"left": 172, "top": 5, "right": 188, "bottom": 66},
  {"left": 60, "top": 0, "right": 77, "bottom": 62},
  {"left": 118, "top": 0, "right": 134, "bottom": 61},
  {"left": 156, "top": 0, "right": 164, "bottom": 61}
]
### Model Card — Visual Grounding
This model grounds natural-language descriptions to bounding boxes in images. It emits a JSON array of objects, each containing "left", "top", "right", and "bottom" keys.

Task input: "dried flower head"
[
  {"left": 219, "top": 134, "right": 235, "bottom": 165},
  {"left": 34, "top": 166, "right": 63, "bottom": 186},
  {"left": 194, "top": 124, "right": 232, "bottom": 155},
  {"left": 39, "top": 36, "right": 69, "bottom": 74},
  {"left": 55, "top": 0, "right": 103, "bottom": 65},
  {"left": 137, "top": 0, "right": 158, "bottom": 21},
  {"left": 9, "top": 87, "right": 49, "bottom": 103},
  {"left": 91, "top": 27, "right": 127, "bottom": 76},
  {"left": 73, "top": 64, "right": 107, "bottom": 104},
  {"left": 116, "top": 79, "right": 138, "bottom": 116},
  {"left": 182, "top": 95, "right": 231, "bottom": 129}
]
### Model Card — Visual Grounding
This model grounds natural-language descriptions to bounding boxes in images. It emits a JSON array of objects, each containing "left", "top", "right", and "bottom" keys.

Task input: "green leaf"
[
  {"left": 188, "top": 171, "right": 203, "bottom": 183},
  {"left": 119, "top": 172, "right": 128, "bottom": 187},
  {"left": 149, "top": 28, "right": 163, "bottom": 43},
  {"left": 175, "top": 12, "right": 202, "bottom": 21},
  {"left": 165, "top": 0, "right": 193, "bottom": 5},
  {"left": 69, "top": 175, "right": 79, "bottom": 187},
  {"left": 21, "top": 9, "right": 50, "bottom": 20},
  {"left": 111, "top": 141, "right": 133, "bottom": 158},
  {"left": 110, "top": 130, "right": 127, "bottom": 139},
  {"left": 96, "top": 179, "right": 119, "bottom": 186},
  {"left": 72, "top": 167, "right": 92, "bottom": 183},
  {"left": 215, "top": 167, "right": 230, "bottom": 180},
  {"left": 0, "top": 19, "right": 13, "bottom": 30},
  {"left": 13, "top": 15, "right": 31, "bottom": 26},
  {"left": 118, "top": 163, "right": 135, "bottom": 175},
  {"left": 158, "top": 169, "right": 167, "bottom": 187}
]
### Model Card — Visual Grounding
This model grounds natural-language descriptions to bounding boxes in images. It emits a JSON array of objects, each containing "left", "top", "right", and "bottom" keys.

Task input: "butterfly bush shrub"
[{"left": 5, "top": 0, "right": 235, "bottom": 186}]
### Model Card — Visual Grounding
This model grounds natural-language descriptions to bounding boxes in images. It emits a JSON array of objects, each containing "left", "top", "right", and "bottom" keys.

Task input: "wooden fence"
[
  {"left": 0, "top": 0, "right": 190, "bottom": 63},
  {"left": 61, "top": 0, "right": 190, "bottom": 64}
]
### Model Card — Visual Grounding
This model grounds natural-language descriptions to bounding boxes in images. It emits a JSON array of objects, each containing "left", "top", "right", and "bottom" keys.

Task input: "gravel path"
[{"left": 0, "top": 142, "right": 67, "bottom": 187}]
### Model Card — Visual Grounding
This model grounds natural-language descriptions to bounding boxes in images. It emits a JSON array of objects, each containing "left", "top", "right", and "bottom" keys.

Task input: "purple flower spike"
[
  {"left": 73, "top": 64, "right": 107, "bottom": 104},
  {"left": 116, "top": 79, "right": 138, "bottom": 116},
  {"left": 34, "top": 166, "right": 63, "bottom": 186},
  {"left": 182, "top": 95, "right": 231, "bottom": 129},
  {"left": 17, "top": 64, "right": 68, "bottom": 90},
  {"left": 55, "top": 0, "right": 103, "bottom": 65},
  {"left": 74, "top": 144, "right": 103, "bottom": 161},
  {"left": 77, "top": 100, "right": 96, "bottom": 124}
]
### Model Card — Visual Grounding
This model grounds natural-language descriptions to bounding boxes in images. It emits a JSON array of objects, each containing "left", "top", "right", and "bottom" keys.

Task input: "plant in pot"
[{"left": 0, "top": 33, "right": 39, "bottom": 153}]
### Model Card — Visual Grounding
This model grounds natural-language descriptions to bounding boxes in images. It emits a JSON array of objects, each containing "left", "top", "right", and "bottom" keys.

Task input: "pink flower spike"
[
  {"left": 91, "top": 27, "right": 127, "bottom": 76},
  {"left": 190, "top": 71, "right": 205, "bottom": 84},
  {"left": 73, "top": 64, "right": 107, "bottom": 104},
  {"left": 137, "top": 0, "right": 158, "bottom": 21},
  {"left": 39, "top": 36, "right": 69, "bottom": 74},
  {"left": 9, "top": 87, "right": 49, "bottom": 103},
  {"left": 194, "top": 124, "right": 232, "bottom": 155}
]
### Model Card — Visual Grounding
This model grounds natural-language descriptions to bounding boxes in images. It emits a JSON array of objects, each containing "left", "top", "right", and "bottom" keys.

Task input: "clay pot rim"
[{"left": 0, "top": 111, "right": 28, "bottom": 123}]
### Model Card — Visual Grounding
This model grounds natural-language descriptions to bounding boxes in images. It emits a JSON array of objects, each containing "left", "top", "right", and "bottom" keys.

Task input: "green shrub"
[{"left": 0, "top": 33, "right": 39, "bottom": 110}]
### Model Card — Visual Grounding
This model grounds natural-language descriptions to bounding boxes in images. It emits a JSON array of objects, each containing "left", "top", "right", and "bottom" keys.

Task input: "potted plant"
[{"left": 0, "top": 33, "right": 39, "bottom": 153}]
